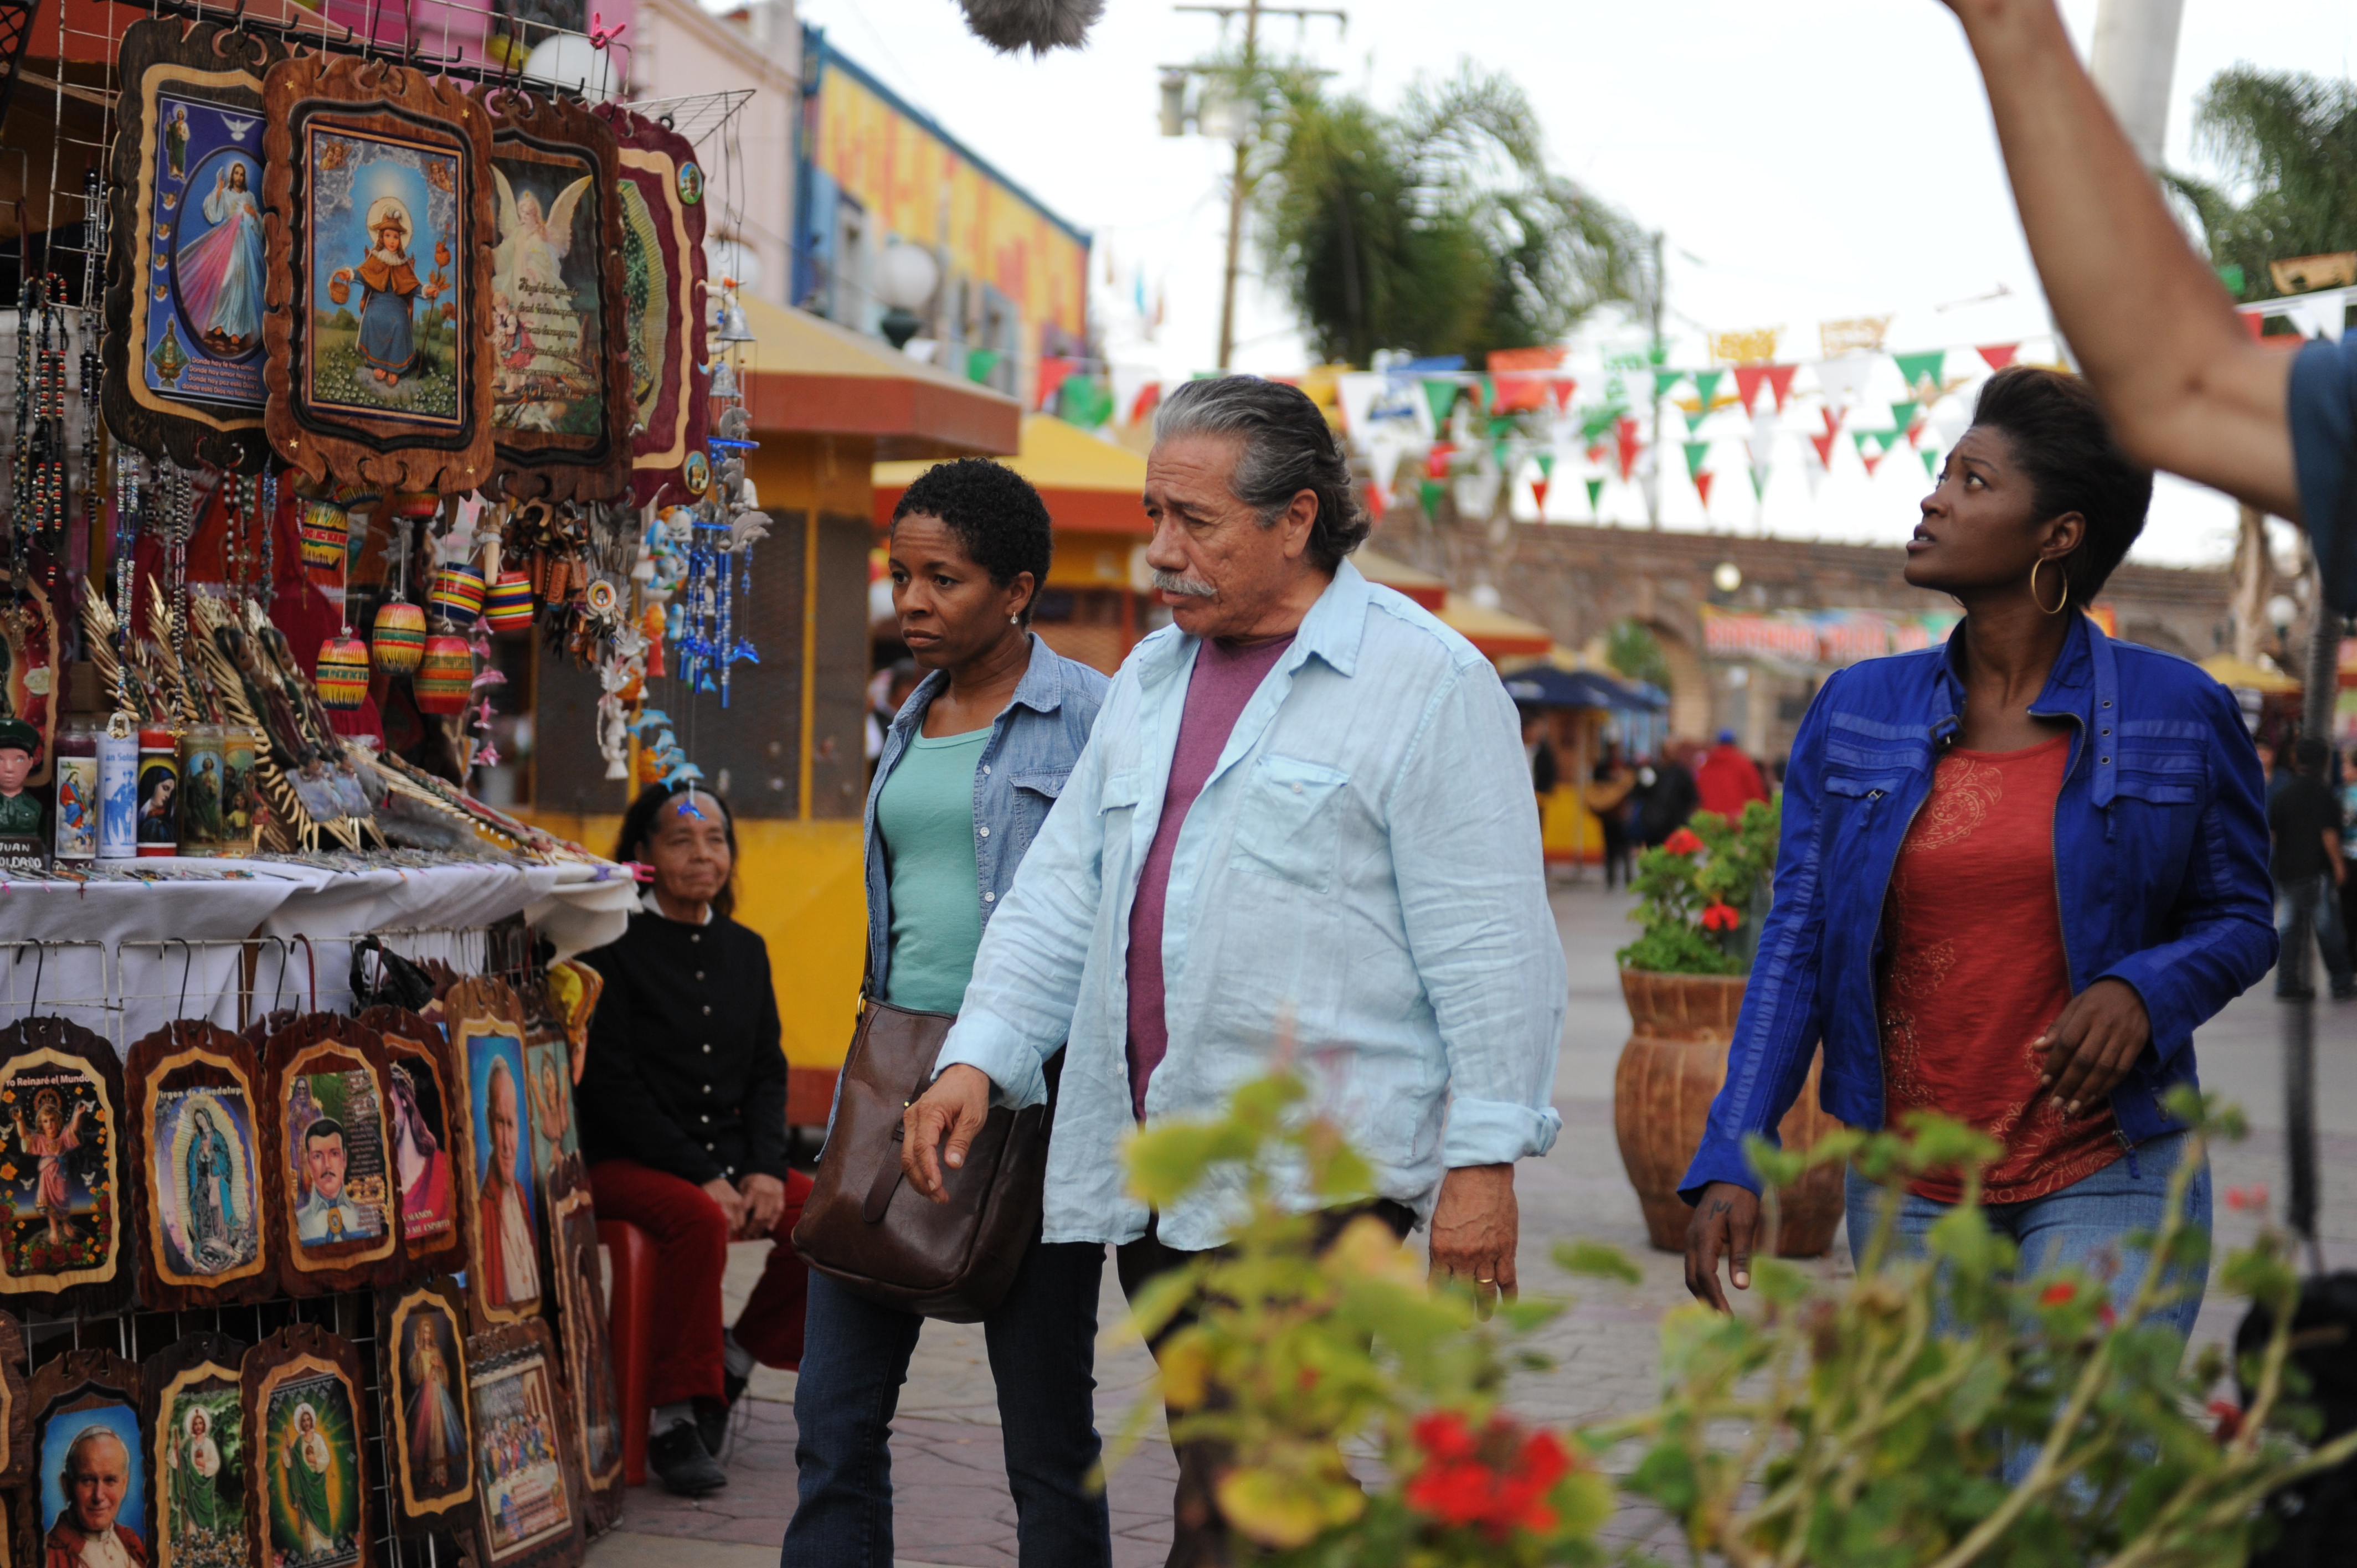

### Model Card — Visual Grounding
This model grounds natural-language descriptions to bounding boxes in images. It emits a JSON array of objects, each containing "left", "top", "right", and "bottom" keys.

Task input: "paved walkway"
[{"left": 587, "top": 879, "right": 2357, "bottom": 1567}]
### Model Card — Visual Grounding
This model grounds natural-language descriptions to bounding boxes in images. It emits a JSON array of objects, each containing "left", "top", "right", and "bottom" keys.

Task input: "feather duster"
[{"left": 956, "top": 0, "right": 1104, "bottom": 54}]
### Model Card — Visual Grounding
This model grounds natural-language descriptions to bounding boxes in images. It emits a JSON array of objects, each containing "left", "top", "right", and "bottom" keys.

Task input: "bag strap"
[{"left": 864, "top": 1112, "right": 908, "bottom": 1222}]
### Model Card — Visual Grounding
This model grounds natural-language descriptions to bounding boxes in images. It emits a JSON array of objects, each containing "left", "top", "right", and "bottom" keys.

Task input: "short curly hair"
[
  {"left": 1969, "top": 367, "right": 2153, "bottom": 602},
  {"left": 889, "top": 458, "right": 1056, "bottom": 625}
]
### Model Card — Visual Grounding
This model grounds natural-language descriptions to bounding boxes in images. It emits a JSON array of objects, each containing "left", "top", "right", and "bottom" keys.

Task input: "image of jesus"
[
  {"left": 176, "top": 161, "right": 264, "bottom": 356},
  {"left": 168, "top": 1407, "right": 227, "bottom": 1540},
  {"left": 331, "top": 196, "right": 442, "bottom": 387},
  {"left": 16, "top": 1090, "right": 89, "bottom": 1247},
  {"left": 277, "top": 1405, "right": 334, "bottom": 1556}
]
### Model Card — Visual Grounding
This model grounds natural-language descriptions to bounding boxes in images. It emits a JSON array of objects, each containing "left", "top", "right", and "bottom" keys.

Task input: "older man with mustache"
[{"left": 900, "top": 375, "right": 1566, "bottom": 1567}]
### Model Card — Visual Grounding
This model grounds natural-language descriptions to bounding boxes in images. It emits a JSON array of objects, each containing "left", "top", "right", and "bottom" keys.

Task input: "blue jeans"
[
  {"left": 2276, "top": 872, "right": 2355, "bottom": 996},
  {"left": 1845, "top": 1131, "right": 2212, "bottom": 1481},
  {"left": 781, "top": 1241, "right": 1111, "bottom": 1568}
]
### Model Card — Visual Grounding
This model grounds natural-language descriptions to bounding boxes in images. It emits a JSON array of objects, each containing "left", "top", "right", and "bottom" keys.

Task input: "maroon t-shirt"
[{"left": 1125, "top": 633, "right": 1296, "bottom": 1119}]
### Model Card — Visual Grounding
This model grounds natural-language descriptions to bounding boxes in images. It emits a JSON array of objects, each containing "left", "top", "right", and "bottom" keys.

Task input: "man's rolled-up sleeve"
[
  {"left": 934, "top": 716, "right": 1111, "bottom": 1110},
  {"left": 1385, "top": 661, "right": 1567, "bottom": 1167}
]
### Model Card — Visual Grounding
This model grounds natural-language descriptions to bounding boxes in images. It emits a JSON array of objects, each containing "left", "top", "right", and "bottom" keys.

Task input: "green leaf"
[{"left": 1554, "top": 1238, "right": 1643, "bottom": 1284}]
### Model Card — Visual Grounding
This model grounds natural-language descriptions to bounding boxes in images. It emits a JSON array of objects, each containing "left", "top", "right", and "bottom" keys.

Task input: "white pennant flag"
[
  {"left": 1747, "top": 411, "right": 1779, "bottom": 474},
  {"left": 1367, "top": 435, "right": 1407, "bottom": 493},
  {"left": 2294, "top": 297, "right": 2350, "bottom": 342},
  {"left": 1813, "top": 354, "right": 1878, "bottom": 409}
]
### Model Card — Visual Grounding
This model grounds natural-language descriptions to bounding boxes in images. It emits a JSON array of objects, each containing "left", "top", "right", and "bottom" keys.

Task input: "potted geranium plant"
[{"left": 1612, "top": 798, "right": 1846, "bottom": 1255}]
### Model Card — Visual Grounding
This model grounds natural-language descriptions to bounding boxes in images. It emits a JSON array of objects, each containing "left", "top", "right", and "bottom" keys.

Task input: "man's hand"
[
  {"left": 739, "top": 1172, "right": 788, "bottom": 1237},
  {"left": 903, "top": 1064, "right": 992, "bottom": 1202},
  {"left": 1684, "top": 1182, "right": 1761, "bottom": 1313},
  {"left": 2034, "top": 977, "right": 2152, "bottom": 1116},
  {"left": 1428, "top": 1163, "right": 1517, "bottom": 1319},
  {"left": 701, "top": 1176, "right": 748, "bottom": 1238}
]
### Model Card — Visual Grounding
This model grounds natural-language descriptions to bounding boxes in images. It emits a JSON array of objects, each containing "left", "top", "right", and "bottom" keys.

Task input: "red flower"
[
  {"left": 1663, "top": 828, "right": 1705, "bottom": 855},
  {"left": 2209, "top": 1399, "right": 2245, "bottom": 1442},
  {"left": 1404, "top": 1413, "right": 1575, "bottom": 1543},
  {"left": 2226, "top": 1184, "right": 2271, "bottom": 1212},
  {"left": 2039, "top": 1282, "right": 2077, "bottom": 1307},
  {"left": 1412, "top": 1411, "right": 1475, "bottom": 1463},
  {"left": 2097, "top": 1304, "right": 2117, "bottom": 1329},
  {"left": 1701, "top": 902, "right": 1741, "bottom": 932}
]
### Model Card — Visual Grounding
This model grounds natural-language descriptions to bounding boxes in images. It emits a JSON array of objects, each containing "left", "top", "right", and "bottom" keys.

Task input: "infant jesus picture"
[{"left": 331, "top": 197, "right": 449, "bottom": 388}]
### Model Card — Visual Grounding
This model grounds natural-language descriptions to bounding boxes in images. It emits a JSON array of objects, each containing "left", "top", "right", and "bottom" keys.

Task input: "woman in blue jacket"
[
  {"left": 784, "top": 459, "right": 1111, "bottom": 1568},
  {"left": 1684, "top": 368, "right": 2275, "bottom": 1342}
]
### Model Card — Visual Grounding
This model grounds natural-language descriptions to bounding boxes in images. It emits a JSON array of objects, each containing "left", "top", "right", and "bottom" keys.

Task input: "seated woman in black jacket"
[{"left": 577, "top": 783, "right": 809, "bottom": 1497}]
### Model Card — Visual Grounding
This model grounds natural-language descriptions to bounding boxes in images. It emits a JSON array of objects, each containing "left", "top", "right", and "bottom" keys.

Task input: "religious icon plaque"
[
  {"left": 594, "top": 104, "right": 708, "bottom": 506},
  {"left": 0, "top": 1018, "right": 130, "bottom": 1316},
  {"left": 461, "top": 1322, "right": 583, "bottom": 1568},
  {"left": 24, "top": 1350, "right": 141, "bottom": 1568},
  {"left": 446, "top": 979, "right": 542, "bottom": 1333},
  {"left": 140, "top": 1333, "right": 250, "bottom": 1568},
  {"left": 378, "top": 1279, "right": 474, "bottom": 1533},
  {"left": 261, "top": 1016, "right": 402, "bottom": 1296},
  {"left": 544, "top": 1157, "right": 620, "bottom": 1528},
  {"left": 357, "top": 1007, "right": 467, "bottom": 1275},
  {"left": 241, "top": 1325, "right": 371, "bottom": 1568},
  {"left": 126, "top": 1022, "right": 274, "bottom": 1310}
]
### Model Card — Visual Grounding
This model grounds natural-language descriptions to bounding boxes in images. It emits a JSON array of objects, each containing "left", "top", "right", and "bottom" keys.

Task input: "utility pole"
[
  {"left": 2088, "top": 0, "right": 2185, "bottom": 167},
  {"left": 1645, "top": 229, "right": 1665, "bottom": 528},
  {"left": 1169, "top": 0, "right": 1344, "bottom": 370}
]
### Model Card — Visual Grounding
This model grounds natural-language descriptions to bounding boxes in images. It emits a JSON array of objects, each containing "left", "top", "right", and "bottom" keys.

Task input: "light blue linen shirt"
[{"left": 935, "top": 559, "right": 1566, "bottom": 1251}]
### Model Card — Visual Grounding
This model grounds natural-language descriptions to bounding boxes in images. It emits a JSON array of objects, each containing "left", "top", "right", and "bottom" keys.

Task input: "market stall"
[{"left": 0, "top": 0, "right": 743, "bottom": 1556}]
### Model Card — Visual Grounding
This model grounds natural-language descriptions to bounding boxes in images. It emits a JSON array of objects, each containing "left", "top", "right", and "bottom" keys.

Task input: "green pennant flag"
[
  {"left": 1921, "top": 448, "right": 1940, "bottom": 479},
  {"left": 1684, "top": 409, "right": 1708, "bottom": 435},
  {"left": 1691, "top": 369, "right": 1726, "bottom": 411},
  {"left": 1886, "top": 400, "right": 1919, "bottom": 437},
  {"left": 1535, "top": 450, "right": 1556, "bottom": 478},
  {"left": 1581, "top": 407, "right": 1621, "bottom": 443},
  {"left": 1585, "top": 477, "right": 1605, "bottom": 512},
  {"left": 1473, "top": 376, "right": 1493, "bottom": 413},
  {"left": 1419, "top": 479, "right": 1446, "bottom": 516},
  {"left": 1488, "top": 415, "right": 1517, "bottom": 440},
  {"left": 1058, "top": 375, "right": 1114, "bottom": 429},
  {"left": 965, "top": 348, "right": 1002, "bottom": 384},
  {"left": 1422, "top": 379, "right": 1461, "bottom": 427},
  {"left": 1748, "top": 467, "right": 1767, "bottom": 501},
  {"left": 1852, "top": 430, "right": 1877, "bottom": 456},
  {"left": 1653, "top": 369, "right": 1687, "bottom": 400},
  {"left": 1493, "top": 439, "right": 1512, "bottom": 471},
  {"left": 1893, "top": 350, "right": 1946, "bottom": 396},
  {"left": 1684, "top": 440, "right": 1712, "bottom": 479}
]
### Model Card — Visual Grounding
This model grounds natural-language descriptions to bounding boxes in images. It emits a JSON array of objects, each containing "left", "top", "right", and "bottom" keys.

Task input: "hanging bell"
[
  {"left": 707, "top": 357, "right": 740, "bottom": 399},
  {"left": 717, "top": 297, "right": 754, "bottom": 343}
]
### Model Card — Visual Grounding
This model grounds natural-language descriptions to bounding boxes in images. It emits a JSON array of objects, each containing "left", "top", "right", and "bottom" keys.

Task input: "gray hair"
[{"left": 1154, "top": 376, "right": 1368, "bottom": 573}]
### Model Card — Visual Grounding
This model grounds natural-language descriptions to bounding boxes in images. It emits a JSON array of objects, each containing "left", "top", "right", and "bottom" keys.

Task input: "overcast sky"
[{"left": 784, "top": 0, "right": 2357, "bottom": 568}]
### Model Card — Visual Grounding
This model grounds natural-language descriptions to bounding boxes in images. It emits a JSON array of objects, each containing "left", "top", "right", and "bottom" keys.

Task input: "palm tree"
[
  {"left": 1246, "top": 65, "right": 1648, "bottom": 367},
  {"left": 2168, "top": 66, "right": 2357, "bottom": 301}
]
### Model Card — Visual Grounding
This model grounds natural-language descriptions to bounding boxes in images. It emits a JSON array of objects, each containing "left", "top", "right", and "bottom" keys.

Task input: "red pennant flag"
[
  {"left": 1130, "top": 381, "right": 1163, "bottom": 424},
  {"left": 2242, "top": 311, "right": 2267, "bottom": 341},
  {"left": 1530, "top": 477, "right": 1552, "bottom": 514},
  {"left": 1615, "top": 418, "right": 1643, "bottom": 482},
  {"left": 1036, "top": 356, "right": 1077, "bottom": 411},
  {"left": 1694, "top": 471, "right": 1716, "bottom": 508},
  {"left": 1547, "top": 376, "right": 1578, "bottom": 413},
  {"left": 1583, "top": 441, "right": 1607, "bottom": 467},
  {"left": 1861, "top": 450, "right": 1885, "bottom": 477},
  {"left": 1733, "top": 365, "right": 1769, "bottom": 414},
  {"left": 1424, "top": 442, "right": 1455, "bottom": 479},
  {"left": 1809, "top": 431, "right": 1838, "bottom": 468},
  {"left": 1977, "top": 343, "right": 2020, "bottom": 372},
  {"left": 1766, "top": 364, "right": 1798, "bottom": 411},
  {"left": 1821, "top": 405, "right": 1844, "bottom": 439},
  {"left": 1906, "top": 415, "right": 1928, "bottom": 448},
  {"left": 1491, "top": 373, "right": 1547, "bottom": 413},
  {"left": 1363, "top": 481, "right": 1388, "bottom": 518}
]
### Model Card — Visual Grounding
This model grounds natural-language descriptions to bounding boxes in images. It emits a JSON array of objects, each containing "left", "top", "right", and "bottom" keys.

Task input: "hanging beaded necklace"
[{"left": 12, "top": 273, "right": 70, "bottom": 631}]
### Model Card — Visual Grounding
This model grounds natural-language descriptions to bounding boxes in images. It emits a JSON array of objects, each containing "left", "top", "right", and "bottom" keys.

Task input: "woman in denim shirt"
[{"left": 784, "top": 459, "right": 1110, "bottom": 1568}]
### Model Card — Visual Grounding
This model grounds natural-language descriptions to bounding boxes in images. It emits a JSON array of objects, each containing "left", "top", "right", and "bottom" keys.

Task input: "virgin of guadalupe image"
[
  {"left": 181, "top": 1105, "right": 244, "bottom": 1270},
  {"left": 174, "top": 161, "right": 264, "bottom": 357},
  {"left": 331, "top": 197, "right": 444, "bottom": 388},
  {"left": 277, "top": 1403, "right": 337, "bottom": 1557},
  {"left": 169, "top": 1405, "right": 232, "bottom": 1543},
  {"left": 404, "top": 1320, "right": 465, "bottom": 1490},
  {"left": 14, "top": 1088, "right": 88, "bottom": 1248}
]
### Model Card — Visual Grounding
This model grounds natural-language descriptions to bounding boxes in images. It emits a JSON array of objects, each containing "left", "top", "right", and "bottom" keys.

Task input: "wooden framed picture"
[
  {"left": 261, "top": 54, "right": 496, "bottom": 496},
  {"left": 521, "top": 1020, "right": 578, "bottom": 1196},
  {"left": 378, "top": 1280, "right": 473, "bottom": 1532},
  {"left": 260, "top": 1016, "right": 402, "bottom": 1296},
  {"left": 446, "top": 980, "right": 542, "bottom": 1330},
  {"left": 126, "top": 1022, "right": 273, "bottom": 1309},
  {"left": 241, "top": 1325, "right": 369, "bottom": 1568},
  {"left": 543, "top": 1158, "right": 620, "bottom": 1525},
  {"left": 141, "top": 1333, "right": 250, "bottom": 1568},
  {"left": 24, "top": 1350, "right": 141, "bottom": 1568},
  {"left": 104, "top": 16, "right": 285, "bottom": 473},
  {"left": 0, "top": 574, "right": 61, "bottom": 793},
  {"left": 0, "top": 1311, "right": 32, "bottom": 1487},
  {"left": 358, "top": 1007, "right": 467, "bottom": 1275},
  {"left": 595, "top": 105, "right": 708, "bottom": 506},
  {"left": 474, "top": 86, "right": 632, "bottom": 504},
  {"left": 0, "top": 1019, "right": 129, "bottom": 1315},
  {"left": 462, "top": 1322, "right": 583, "bottom": 1568}
]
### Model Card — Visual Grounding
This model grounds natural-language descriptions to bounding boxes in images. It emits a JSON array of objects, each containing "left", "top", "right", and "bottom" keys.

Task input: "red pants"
[{"left": 588, "top": 1158, "right": 813, "bottom": 1407}]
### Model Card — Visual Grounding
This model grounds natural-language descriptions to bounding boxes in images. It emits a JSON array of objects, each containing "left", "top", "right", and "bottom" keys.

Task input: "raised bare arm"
[{"left": 1942, "top": 0, "right": 2301, "bottom": 517}]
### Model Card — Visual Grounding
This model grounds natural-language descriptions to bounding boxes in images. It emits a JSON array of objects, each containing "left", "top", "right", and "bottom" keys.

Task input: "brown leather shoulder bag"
[{"left": 790, "top": 996, "right": 1054, "bottom": 1323}]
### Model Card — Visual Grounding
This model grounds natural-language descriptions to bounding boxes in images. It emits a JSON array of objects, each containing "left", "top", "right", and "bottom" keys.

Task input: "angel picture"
[
  {"left": 492, "top": 167, "right": 590, "bottom": 305},
  {"left": 489, "top": 159, "right": 602, "bottom": 435}
]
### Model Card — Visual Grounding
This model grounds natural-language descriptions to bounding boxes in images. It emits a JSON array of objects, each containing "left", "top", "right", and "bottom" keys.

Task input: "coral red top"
[{"left": 1879, "top": 736, "right": 2122, "bottom": 1204}]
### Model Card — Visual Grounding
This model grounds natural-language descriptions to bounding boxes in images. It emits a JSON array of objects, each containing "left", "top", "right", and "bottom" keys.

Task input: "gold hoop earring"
[{"left": 2029, "top": 559, "right": 2069, "bottom": 616}]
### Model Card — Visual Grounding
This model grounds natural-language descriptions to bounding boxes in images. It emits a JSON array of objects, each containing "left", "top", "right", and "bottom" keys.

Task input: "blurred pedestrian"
[
  {"left": 1694, "top": 728, "right": 1769, "bottom": 821},
  {"left": 1520, "top": 710, "right": 1560, "bottom": 806},
  {"left": 1586, "top": 740, "right": 1636, "bottom": 889},
  {"left": 1685, "top": 370, "right": 2273, "bottom": 1474},
  {"left": 1638, "top": 741, "right": 1699, "bottom": 847},
  {"left": 2269, "top": 735, "right": 2353, "bottom": 1002}
]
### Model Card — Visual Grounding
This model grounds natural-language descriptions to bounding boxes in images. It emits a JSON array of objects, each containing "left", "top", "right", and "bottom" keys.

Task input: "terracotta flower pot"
[{"left": 1612, "top": 969, "right": 1847, "bottom": 1257}]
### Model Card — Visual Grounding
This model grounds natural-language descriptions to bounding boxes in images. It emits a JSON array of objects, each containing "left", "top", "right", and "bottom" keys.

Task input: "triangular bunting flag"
[
  {"left": 1815, "top": 355, "right": 1876, "bottom": 408},
  {"left": 1653, "top": 369, "right": 1687, "bottom": 400},
  {"left": 1734, "top": 365, "right": 1769, "bottom": 414},
  {"left": 1852, "top": 430, "right": 1877, "bottom": 456},
  {"left": 1685, "top": 409, "right": 1709, "bottom": 435},
  {"left": 1766, "top": 364, "right": 1798, "bottom": 410},
  {"left": 1921, "top": 448, "right": 1940, "bottom": 480},
  {"left": 1422, "top": 379, "right": 1461, "bottom": 427},
  {"left": 1488, "top": 416, "right": 1517, "bottom": 440},
  {"left": 1977, "top": 343, "right": 2019, "bottom": 372},
  {"left": 1748, "top": 466, "right": 1767, "bottom": 501},
  {"left": 1585, "top": 477, "right": 1606, "bottom": 512},
  {"left": 1546, "top": 376, "right": 1577, "bottom": 414},
  {"left": 1684, "top": 440, "right": 1712, "bottom": 479},
  {"left": 1419, "top": 479, "right": 1446, "bottom": 516},
  {"left": 1530, "top": 477, "right": 1551, "bottom": 514},
  {"left": 1583, "top": 442, "right": 1607, "bottom": 467},
  {"left": 1535, "top": 450, "right": 1557, "bottom": 478},
  {"left": 1691, "top": 369, "right": 1726, "bottom": 411},
  {"left": 1892, "top": 350, "right": 1946, "bottom": 399},
  {"left": 1861, "top": 450, "right": 1885, "bottom": 477},
  {"left": 1905, "top": 414, "right": 1928, "bottom": 448},
  {"left": 1802, "top": 451, "right": 1826, "bottom": 498},
  {"left": 1615, "top": 418, "right": 1643, "bottom": 482},
  {"left": 1368, "top": 440, "right": 1405, "bottom": 492},
  {"left": 1471, "top": 376, "right": 1493, "bottom": 413},
  {"left": 1821, "top": 405, "right": 1844, "bottom": 437},
  {"left": 1810, "top": 431, "right": 1838, "bottom": 468},
  {"left": 1363, "top": 480, "right": 1388, "bottom": 518},
  {"left": 1491, "top": 373, "right": 1547, "bottom": 413},
  {"left": 1036, "top": 355, "right": 1078, "bottom": 411},
  {"left": 1887, "top": 400, "right": 1920, "bottom": 437},
  {"left": 1695, "top": 471, "right": 1716, "bottom": 508},
  {"left": 1424, "top": 442, "right": 1455, "bottom": 479}
]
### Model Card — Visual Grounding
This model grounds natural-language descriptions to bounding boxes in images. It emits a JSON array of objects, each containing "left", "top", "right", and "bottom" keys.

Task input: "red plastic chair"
[{"left": 598, "top": 1219, "right": 657, "bottom": 1486}]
